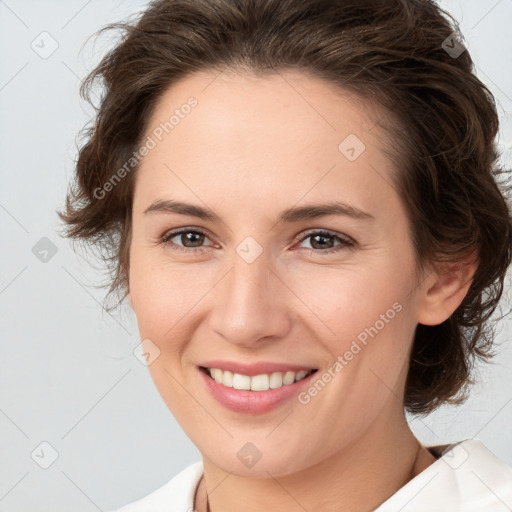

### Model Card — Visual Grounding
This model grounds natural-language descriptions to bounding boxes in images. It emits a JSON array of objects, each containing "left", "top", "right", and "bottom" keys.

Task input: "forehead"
[
  {"left": 146, "top": 68, "right": 385, "bottom": 144},
  {"left": 133, "top": 69, "right": 398, "bottom": 221}
]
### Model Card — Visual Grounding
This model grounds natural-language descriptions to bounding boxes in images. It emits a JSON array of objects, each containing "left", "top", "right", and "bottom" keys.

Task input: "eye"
[
  {"left": 159, "top": 227, "right": 355, "bottom": 255},
  {"left": 295, "top": 229, "right": 355, "bottom": 254},
  {"left": 160, "top": 227, "right": 216, "bottom": 253}
]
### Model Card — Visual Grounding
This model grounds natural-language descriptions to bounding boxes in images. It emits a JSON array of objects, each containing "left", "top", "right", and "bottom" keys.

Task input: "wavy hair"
[{"left": 58, "top": 0, "right": 512, "bottom": 414}]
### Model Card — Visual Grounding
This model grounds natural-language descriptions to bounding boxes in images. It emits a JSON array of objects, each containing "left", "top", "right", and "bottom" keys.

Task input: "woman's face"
[{"left": 128, "top": 69, "right": 430, "bottom": 477}]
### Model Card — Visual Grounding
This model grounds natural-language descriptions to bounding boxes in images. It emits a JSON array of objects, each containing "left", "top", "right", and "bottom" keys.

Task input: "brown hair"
[{"left": 57, "top": 0, "right": 512, "bottom": 415}]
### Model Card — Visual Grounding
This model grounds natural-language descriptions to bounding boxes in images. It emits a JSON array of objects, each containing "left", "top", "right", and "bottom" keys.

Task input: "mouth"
[
  {"left": 197, "top": 360, "right": 320, "bottom": 413},
  {"left": 199, "top": 366, "right": 318, "bottom": 391}
]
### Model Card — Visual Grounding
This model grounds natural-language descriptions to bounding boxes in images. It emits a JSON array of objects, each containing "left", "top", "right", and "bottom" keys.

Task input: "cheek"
[
  {"left": 129, "top": 255, "right": 203, "bottom": 421},
  {"left": 129, "top": 247, "right": 201, "bottom": 333},
  {"left": 289, "top": 263, "right": 415, "bottom": 405},
  {"left": 289, "top": 261, "right": 412, "bottom": 347}
]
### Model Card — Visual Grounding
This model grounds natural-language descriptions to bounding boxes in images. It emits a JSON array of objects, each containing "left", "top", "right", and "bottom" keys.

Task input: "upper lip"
[{"left": 199, "top": 360, "right": 317, "bottom": 377}]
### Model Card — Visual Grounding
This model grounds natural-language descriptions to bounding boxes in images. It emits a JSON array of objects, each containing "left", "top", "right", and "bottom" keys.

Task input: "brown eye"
[
  {"left": 161, "top": 228, "right": 215, "bottom": 253},
  {"left": 296, "top": 230, "right": 355, "bottom": 254}
]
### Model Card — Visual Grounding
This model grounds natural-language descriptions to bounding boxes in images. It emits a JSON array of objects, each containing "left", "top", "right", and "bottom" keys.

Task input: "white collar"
[
  {"left": 111, "top": 438, "right": 512, "bottom": 511},
  {"left": 374, "top": 438, "right": 512, "bottom": 511}
]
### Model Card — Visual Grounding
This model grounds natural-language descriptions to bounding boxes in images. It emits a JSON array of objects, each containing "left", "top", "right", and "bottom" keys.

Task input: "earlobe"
[{"left": 417, "top": 251, "right": 478, "bottom": 326}]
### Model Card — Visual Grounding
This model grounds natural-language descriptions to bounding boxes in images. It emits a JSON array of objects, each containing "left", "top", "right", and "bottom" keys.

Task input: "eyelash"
[{"left": 159, "top": 227, "right": 355, "bottom": 255}]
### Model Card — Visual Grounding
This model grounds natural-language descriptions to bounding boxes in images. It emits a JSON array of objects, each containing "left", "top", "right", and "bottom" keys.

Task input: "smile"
[{"left": 201, "top": 366, "right": 318, "bottom": 391}]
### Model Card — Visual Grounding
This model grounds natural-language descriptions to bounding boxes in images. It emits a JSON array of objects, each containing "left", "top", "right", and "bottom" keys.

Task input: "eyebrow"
[{"left": 143, "top": 199, "right": 375, "bottom": 223}]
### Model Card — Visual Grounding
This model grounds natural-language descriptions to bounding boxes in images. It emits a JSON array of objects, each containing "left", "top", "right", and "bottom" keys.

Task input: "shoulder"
[
  {"left": 375, "top": 438, "right": 512, "bottom": 512},
  {"left": 109, "top": 460, "right": 203, "bottom": 512}
]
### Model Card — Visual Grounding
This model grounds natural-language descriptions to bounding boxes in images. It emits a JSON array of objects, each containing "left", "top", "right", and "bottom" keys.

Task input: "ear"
[{"left": 417, "top": 248, "right": 478, "bottom": 326}]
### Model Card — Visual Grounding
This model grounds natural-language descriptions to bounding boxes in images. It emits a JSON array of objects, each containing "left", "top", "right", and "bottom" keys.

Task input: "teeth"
[
  {"left": 295, "top": 370, "right": 308, "bottom": 380},
  {"left": 283, "top": 371, "right": 295, "bottom": 385},
  {"left": 232, "top": 373, "right": 251, "bottom": 390},
  {"left": 223, "top": 370, "right": 234, "bottom": 387},
  {"left": 250, "top": 374, "right": 269, "bottom": 391},
  {"left": 207, "top": 368, "right": 313, "bottom": 391},
  {"left": 269, "top": 372, "right": 283, "bottom": 389},
  {"left": 211, "top": 368, "right": 223, "bottom": 384}
]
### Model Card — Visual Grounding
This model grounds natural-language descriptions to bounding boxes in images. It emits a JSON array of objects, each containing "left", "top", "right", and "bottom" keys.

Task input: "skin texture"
[{"left": 127, "top": 69, "right": 476, "bottom": 511}]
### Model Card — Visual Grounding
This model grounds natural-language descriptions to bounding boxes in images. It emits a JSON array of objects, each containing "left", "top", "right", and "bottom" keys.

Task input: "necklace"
[{"left": 197, "top": 475, "right": 210, "bottom": 512}]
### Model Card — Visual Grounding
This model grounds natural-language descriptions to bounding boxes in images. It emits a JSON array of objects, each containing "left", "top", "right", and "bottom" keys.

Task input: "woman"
[{"left": 58, "top": 0, "right": 512, "bottom": 510}]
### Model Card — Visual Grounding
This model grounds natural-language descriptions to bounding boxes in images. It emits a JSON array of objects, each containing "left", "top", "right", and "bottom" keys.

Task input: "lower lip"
[{"left": 198, "top": 367, "right": 317, "bottom": 414}]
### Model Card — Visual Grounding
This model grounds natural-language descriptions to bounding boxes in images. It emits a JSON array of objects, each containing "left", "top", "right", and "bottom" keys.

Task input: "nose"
[{"left": 208, "top": 249, "right": 293, "bottom": 349}]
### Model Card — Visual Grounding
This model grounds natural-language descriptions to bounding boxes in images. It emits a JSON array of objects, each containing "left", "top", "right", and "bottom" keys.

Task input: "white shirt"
[{"left": 110, "top": 439, "right": 512, "bottom": 511}]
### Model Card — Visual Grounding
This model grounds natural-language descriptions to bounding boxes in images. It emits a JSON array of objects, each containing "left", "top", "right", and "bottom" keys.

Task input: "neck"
[{"left": 195, "top": 408, "right": 436, "bottom": 512}]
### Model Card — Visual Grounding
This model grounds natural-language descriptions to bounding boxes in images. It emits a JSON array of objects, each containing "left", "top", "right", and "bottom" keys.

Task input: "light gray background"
[{"left": 0, "top": 0, "right": 511, "bottom": 510}]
